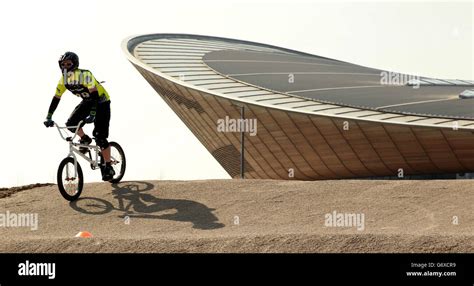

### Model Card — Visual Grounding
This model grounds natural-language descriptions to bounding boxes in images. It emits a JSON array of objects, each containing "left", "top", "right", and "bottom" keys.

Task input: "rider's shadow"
[{"left": 70, "top": 181, "right": 225, "bottom": 230}]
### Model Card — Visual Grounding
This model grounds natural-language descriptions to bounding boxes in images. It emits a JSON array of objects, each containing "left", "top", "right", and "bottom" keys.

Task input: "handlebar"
[{"left": 53, "top": 120, "right": 85, "bottom": 142}]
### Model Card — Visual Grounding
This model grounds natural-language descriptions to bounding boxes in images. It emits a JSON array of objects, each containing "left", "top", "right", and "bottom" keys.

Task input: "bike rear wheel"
[
  {"left": 108, "top": 142, "right": 126, "bottom": 184},
  {"left": 57, "top": 157, "right": 83, "bottom": 201}
]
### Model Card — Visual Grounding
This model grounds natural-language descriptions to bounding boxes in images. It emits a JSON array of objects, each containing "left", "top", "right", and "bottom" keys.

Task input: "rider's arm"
[
  {"left": 47, "top": 95, "right": 61, "bottom": 119},
  {"left": 47, "top": 79, "right": 67, "bottom": 119}
]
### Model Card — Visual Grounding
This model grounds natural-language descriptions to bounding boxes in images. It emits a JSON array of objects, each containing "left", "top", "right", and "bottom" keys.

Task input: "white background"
[{"left": 0, "top": 0, "right": 472, "bottom": 187}]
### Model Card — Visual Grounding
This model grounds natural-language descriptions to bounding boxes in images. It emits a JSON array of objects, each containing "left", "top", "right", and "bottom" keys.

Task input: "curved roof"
[{"left": 122, "top": 34, "right": 474, "bottom": 130}]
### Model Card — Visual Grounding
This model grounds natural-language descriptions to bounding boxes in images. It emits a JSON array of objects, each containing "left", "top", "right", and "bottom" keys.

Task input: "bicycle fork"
[{"left": 66, "top": 143, "right": 79, "bottom": 180}]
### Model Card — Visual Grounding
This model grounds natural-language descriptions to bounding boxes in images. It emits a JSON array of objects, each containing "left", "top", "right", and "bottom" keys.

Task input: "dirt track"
[{"left": 0, "top": 179, "right": 473, "bottom": 253}]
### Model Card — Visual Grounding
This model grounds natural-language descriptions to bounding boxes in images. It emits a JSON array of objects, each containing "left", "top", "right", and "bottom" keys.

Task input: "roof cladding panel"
[
  {"left": 204, "top": 50, "right": 474, "bottom": 119},
  {"left": 205, "top": 50, "right": 367, "bottom": 67}
]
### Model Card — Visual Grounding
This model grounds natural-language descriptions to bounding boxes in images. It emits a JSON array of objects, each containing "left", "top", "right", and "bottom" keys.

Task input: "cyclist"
[{"left": 44, "top": 52, "right": 115, "bottom": 181}]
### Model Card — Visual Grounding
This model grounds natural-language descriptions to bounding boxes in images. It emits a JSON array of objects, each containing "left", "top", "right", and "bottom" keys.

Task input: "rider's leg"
[
  {"left": 93, "top": 101, "right": 113, "bottom": 181},
  {"left": 102, "top": 146, "right": 111, "bottom": 163},
  {"left": 78, "top": 128, "right": 85, "bottom": 138},
  {"left": 66, "top": 101, "right": 91, "bottom": 153},
  {"left": 93, "top": 101, "right": 110, "bottom": 155},
  {"left": 78, "top": 129, "right": 92, "bottom": 154},
  {"left": 66, "top": 100, "right": 90, "bottom": 134}
]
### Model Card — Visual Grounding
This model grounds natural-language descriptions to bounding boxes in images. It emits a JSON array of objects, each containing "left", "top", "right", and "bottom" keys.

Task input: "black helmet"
[{"left": 58, "top": 51, "right": 79, "bottom": 72}]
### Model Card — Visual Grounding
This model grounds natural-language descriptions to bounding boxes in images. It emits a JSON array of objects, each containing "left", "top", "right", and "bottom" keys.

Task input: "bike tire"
[
  {"left": 108, "top": 142, "right": 126, "bottom": 184},
  {"left": 57, "top": 157, "right": 84, "bottom": 201}
]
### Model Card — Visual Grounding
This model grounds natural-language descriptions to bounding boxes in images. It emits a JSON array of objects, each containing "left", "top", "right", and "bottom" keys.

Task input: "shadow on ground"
[{"left": 69, "top": 181, "right": 225, "bottom": 230}]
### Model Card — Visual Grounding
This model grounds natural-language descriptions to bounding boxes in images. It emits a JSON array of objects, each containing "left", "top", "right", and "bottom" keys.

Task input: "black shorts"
[{"left": 66, "top": 100, "right": 111, "bottom": 140}]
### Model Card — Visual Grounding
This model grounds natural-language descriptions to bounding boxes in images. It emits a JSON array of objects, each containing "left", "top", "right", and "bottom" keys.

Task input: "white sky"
[{"left": 0, "top": 0, "right": 472, "bottom": 188}]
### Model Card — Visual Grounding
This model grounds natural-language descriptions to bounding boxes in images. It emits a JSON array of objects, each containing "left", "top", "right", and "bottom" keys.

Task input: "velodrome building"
[{"left": 123, "top": 34, "right": 474, "bottom": 180}]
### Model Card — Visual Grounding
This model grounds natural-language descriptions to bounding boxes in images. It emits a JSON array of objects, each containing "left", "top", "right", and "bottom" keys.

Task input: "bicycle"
[{"left": 51, "top": 120, "right": 126, "bottom": 201}]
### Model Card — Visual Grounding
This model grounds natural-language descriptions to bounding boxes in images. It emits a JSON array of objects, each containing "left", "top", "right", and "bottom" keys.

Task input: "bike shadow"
[{"left": 69, "top": 181, "right": 225, "bottom": 230}]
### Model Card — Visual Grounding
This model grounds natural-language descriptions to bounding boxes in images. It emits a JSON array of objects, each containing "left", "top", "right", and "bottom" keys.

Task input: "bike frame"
[{"left": 54, "top": 120, "right": 102, "bottom": 177}]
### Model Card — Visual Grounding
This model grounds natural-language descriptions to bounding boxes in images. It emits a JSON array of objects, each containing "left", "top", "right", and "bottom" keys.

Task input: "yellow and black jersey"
[{"left": 55, "top": 69, "right": 110, "bottom": 103}]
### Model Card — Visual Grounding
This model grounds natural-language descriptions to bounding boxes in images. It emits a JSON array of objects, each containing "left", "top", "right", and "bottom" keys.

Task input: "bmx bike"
[{"left": 51, "top": 120, "right": 126, "bottom": 201}]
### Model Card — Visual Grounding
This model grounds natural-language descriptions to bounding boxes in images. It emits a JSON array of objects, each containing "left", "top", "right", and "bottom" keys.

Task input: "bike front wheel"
[{"left": 57, "top": 157, "right": 84, "bottom": 201}]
